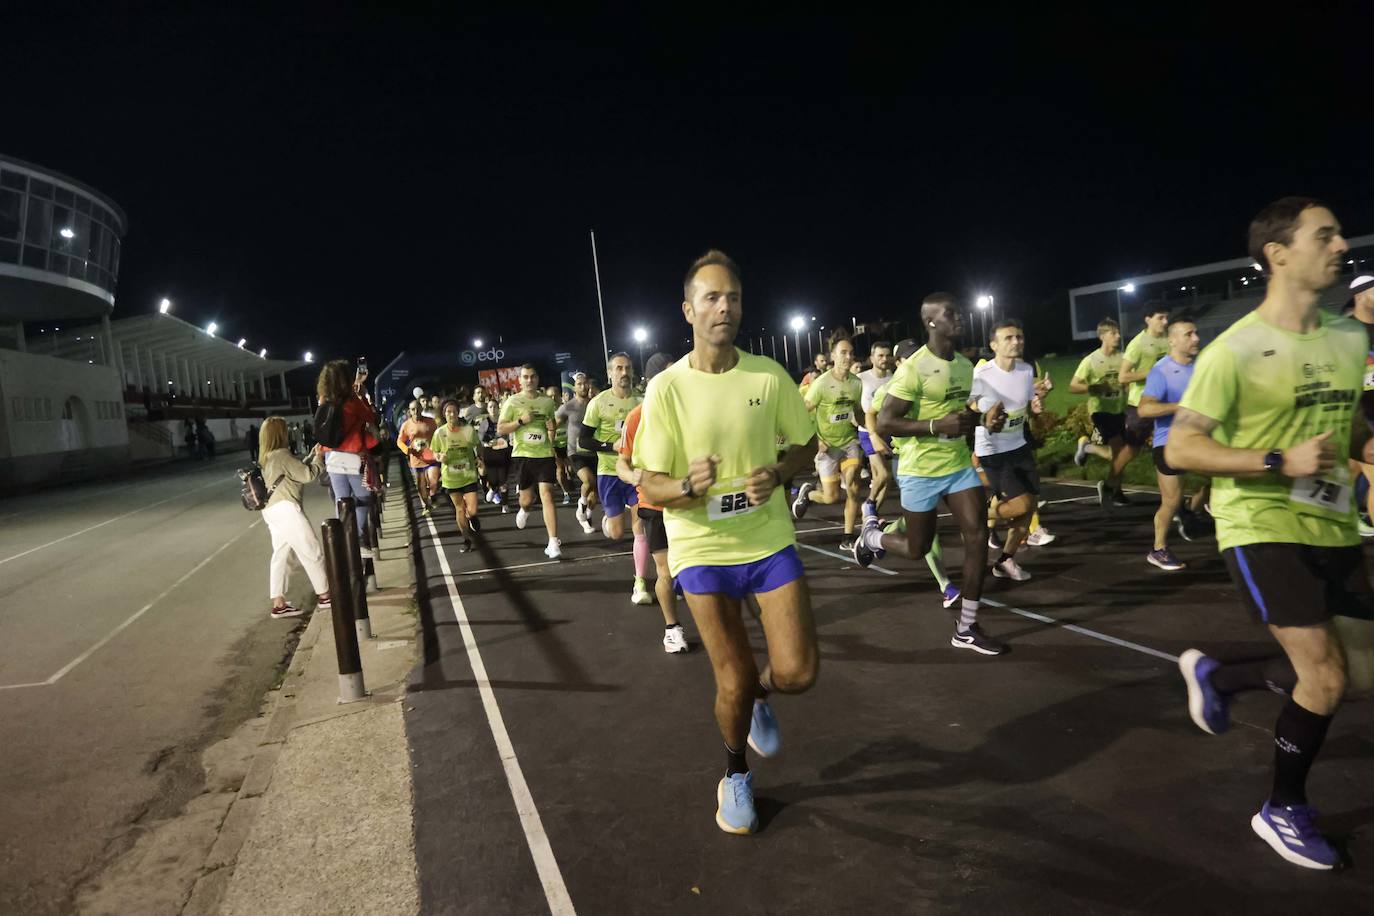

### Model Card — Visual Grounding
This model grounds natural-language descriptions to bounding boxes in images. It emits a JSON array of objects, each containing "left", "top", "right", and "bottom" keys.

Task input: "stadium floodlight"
[
  {"left": 789, "top": 316, "right": 805, "bottom": 331},
  {"left": 1120, "top": 283, "right": 1136, "bottom": 294},
  {"left": 237, "top": 338, "right": 246, "bottom": 348},
  {"left": 633, "top": 327, "right": 648, "bottom": 343},
  {"left": 304, "top": 351, "right": 314, "bottom": 363},
  {"left": 159, "top": 298, "right": 171, "bottom": 314},
  {"left": 473, "top": 338, "right": 483, "bottom": 348},
  {"left": 259, "top": 348, "right": 267, "bottom": 358},
  {"left": 206, "top": 322, "right": 218, "bottom": 336},
  {"left": 976, "top": 295, "right": 991, "bottom": 309},
  {"left": 59, "top": 227, "right": 75, "bottom": 239}
]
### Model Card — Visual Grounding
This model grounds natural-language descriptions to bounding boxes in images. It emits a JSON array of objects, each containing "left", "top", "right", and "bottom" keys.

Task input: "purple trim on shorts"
[
  {"left": 675, "top": 545, "right": 805, "bottom": 599},
  {"left": 597, "top": 473, "right": 639, "bottom": 517},
  {"left": 857, "top": 428, "right": 890, "bottom": 457}
]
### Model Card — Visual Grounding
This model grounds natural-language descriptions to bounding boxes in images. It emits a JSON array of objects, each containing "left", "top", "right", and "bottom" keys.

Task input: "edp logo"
[{"left": 461, "top": 347, "right": 506, "bottom": 366}]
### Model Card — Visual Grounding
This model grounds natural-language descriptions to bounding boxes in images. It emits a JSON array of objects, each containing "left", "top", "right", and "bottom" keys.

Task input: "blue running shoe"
[
  {"left": 1252, "top": 802, "right": 1339, "bottom": 870},
  {"left": 746, "top": 699, "right": 780, "bottom": 757},
  {"left": 1179, "top": 648, "right": 1230, "bottom": 735},
  {"left": 852, "top": 500, "right": 886, "bottom": 568},
  {"left": 716, "top": 772, "right": 758, "bottom": 835},
  {"left": 941, "top": 583, "right": 961, "bottom": 609}
]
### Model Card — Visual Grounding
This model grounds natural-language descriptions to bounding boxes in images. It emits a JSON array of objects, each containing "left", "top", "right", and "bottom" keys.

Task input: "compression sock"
[
  {"left": 958, "top": 598, "right": 980, "bottom": 630},
  {"left": 633, "top": 532, "right": 650, "bottom": 578},
  {"left": 726, "top": 743, "right": 749, "bottom": 776},
  {"left": 1270, "top": 698, "right": 1333, "bottom": 806},
  {"left": 1211, "top": 656, "right": 1298, "bottom": 696}
]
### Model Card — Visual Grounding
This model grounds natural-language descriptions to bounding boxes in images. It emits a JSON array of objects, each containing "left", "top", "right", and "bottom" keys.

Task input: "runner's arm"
[
  {"left": 1118, "top": 358, "right": 1150, "bottom": 386},
  {"left": 876, "top": 393, "right": 969, "bottom": 438},
  {"left": 579, "top": 422, "right": 616, "bottom": 454},
  {"left": 1166, "top": 408, "right": 1333, "bottom": 478},
  {"left": 615, "top": 454, "right": 641, "bottom": 488},
  {"left": 1135, "top": 394, "right": 1176, "bottom": 419}
]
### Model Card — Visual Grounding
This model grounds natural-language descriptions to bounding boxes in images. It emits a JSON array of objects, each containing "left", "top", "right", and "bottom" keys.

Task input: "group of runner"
[{"left": 401, "top": 197, "right": 1372, "bottom": 871}]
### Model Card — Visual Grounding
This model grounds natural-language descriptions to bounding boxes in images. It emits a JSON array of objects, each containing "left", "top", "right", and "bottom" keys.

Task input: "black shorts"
[
  {"left": 1223, "top": 543, "right": 1374, "bottom": 627},
  {"left": 571, "top": 453, "right": 598, "bottom": 475},
  {"left": 1152, "top": 445, "right": 1181, "bottom": 477},
  {"left": 1091, "top": 411, "right": 1125, "bottom": 443},
  {"left": 511, "top": 456, "right": 558, "bottom": 489},
  {"left": 1123, "top": 405, "right": 1152, "bottom": 448},
  {"left": 444, "top": 482, "right": 481, "bottom": 495},
  {"left": 977, "top": 444, "right": 1040, "bottom": 501},
  {"left": 481, "top": 446, "right": 510, "bottom": 467},
  {"left": 637, "top": 506, "right": 669, "bottom": 553}
]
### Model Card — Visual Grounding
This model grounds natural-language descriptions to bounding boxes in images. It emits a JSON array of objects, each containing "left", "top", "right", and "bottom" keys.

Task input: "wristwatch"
[
  {"left": 1263, "top": 449, "right": 1283, "bottom": 474},
  {"left": 681, "top": 477, "right": 695, "bottom": 498}
]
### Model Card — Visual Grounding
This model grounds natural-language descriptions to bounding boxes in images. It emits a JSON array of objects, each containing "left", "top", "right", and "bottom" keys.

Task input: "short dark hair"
[
  {"left": 683, "top": 249, "right": 741, "bottom": 300},
  {"left": 520, "top": 363, "right": 538, "bottom": 374},
  {"left": 1248, "top": 196, "right": 1329, "bottom": 274},
  {"left": 607, "top": 351, "right": 631, "bottom": 366},
  {"left": 923, "top": 291, "right": 957, "bottom": 310},
  {"left": 826, "top": 328, "right": 852, "bottom": 352},
  {"left": 1097, "top": 318, "right": 1120, "bottom": 335},
  {"left": 989, "top": 318, "right": 1023, "bottom": 342},
  {"left": 869, "top": 340, "right": 892, "bottom": 355},
  {"left": 1143, "top": 304, "right": 1170, "bottom": 319}
]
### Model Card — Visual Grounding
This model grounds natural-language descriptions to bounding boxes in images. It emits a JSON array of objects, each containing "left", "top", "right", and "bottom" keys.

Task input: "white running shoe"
[
  {"left": 1026, "top": 527, "right": 1056, "bottom": 547},
  {"left": 993, "top": 557, "right": 1031, "bottom": 581},
  {"left": 562, "top": 492, "right": 571, "bottom": 505},
  {"left": 544, "top": 538, "right": 562, "bottom": 559},
  {"left": 485, "top": 488, "right": 497, "bottom": 504},
  {"left": 516, "top": 507, "right": 529, "bottom": 529},
  {"left": 631, "top": 576, "right": 653, "bottom": 605},
  {"left": 576, "top": 499, "right": 589, "bottom": 522},
  {"left": 663, "top": 624, "right": 689, "bottom": 654},
  {"left": 578, "top": 517, "right": 595, "bottom": 535}
]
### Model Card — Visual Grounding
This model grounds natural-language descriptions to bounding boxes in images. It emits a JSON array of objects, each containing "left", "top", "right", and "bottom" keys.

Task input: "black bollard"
[
  {"left": 321, "top": 518, "right": 366, "bottom": 703},
  {"left": 336, "top": 497, "right": 373, "bottom": 640}
]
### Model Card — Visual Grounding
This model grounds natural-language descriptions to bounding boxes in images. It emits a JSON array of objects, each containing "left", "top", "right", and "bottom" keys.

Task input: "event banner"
[{"left": 478, "top": 366, "right": 523, "bottom": 399}]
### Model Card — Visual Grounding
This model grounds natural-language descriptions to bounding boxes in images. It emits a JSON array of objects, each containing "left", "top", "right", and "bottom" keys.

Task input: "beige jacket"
[{"left": 260, "top": 447, "right": 321, "bottom": 509}]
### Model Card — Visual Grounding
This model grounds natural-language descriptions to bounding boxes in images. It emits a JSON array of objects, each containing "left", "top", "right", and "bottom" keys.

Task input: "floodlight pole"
[{"left": 590, "top": 230, "right": 610, "bottom": 360}]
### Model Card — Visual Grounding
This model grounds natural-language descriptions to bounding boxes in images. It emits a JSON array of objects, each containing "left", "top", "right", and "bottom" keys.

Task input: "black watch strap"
[
  {"left": 1264, "top": 449, "right": 1283, "bottom": 473},
  {"left": 681, "top": 476, "right": 694, "bottom": 498}
]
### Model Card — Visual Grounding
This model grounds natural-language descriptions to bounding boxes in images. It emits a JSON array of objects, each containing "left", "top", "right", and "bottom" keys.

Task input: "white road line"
[
  {"left": 794, "top": 542, "right": 1177, "bottom": 663},
  {"left": 0, "top": 520, "right": 262, "bottom": 690},
  {"left": 423, "top": 513, "right": 575, "bottom": 916},
  {"left": 0, "top": 477, "right": 228, "bottom": 566}
]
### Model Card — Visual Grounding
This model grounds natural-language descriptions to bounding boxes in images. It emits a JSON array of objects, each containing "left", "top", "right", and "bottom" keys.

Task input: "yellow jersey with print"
[
  {"left": 1180, "top": 310, "right": 1364, "bottom": 551},
  {"left": 886, "top": 346, "right": 974, "bottom": 478},
  {"left": 633, "top": 350, "right": 815, "bottom": 575}
]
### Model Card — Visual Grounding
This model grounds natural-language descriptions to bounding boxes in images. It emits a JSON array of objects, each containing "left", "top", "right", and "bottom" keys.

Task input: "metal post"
[
  {"left": 321, "top": 519, "right": 367, "bottom": 703},
  {"left": 589, "top": 229, "right": 610, "bottom": 360},
  {"left": 336, "top": 497, "right": 373, "bottom": 640}
]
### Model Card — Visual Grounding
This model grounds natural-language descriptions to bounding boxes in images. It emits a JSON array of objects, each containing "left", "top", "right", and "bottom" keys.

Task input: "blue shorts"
[
  {"left": 675, "top": 545, "right": 805, "bottom": 600},
  {"left": 897, "top": 466, "right": 983, "bottom": 513},
  {"left": 597, "top": 474, "right": 639, "bottom": 517},
  {"left": 857, "top": 429, "right": 891, "bottom": 457}
]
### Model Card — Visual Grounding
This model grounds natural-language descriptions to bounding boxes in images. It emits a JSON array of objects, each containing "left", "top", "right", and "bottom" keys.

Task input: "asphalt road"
[
  {"left": 404, "top": 480, "right": 1374, "bottom": 915},
  {"left": 0, "top": 455, "right": 331, "bottom": 914}
]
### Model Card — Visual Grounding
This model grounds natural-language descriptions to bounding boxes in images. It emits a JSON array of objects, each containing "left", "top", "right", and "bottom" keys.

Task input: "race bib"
[
  {"left": 1004, "top": 409, "right": 1026, "bottom": 431},
  {"left": 615, "top": 418, "right": 626, "bottom": 433},
  {"left": 524, "top": 430, "right": 546, "bottom": 444},
  {"left": 705, "top": 478, "right": 760, "bottom": 522},
  {"left": 1290, "top": 472, "right": 1352, "bottom": 514},
  {"left": 829, "top": 411, "right": 852, "bottom": 424}
]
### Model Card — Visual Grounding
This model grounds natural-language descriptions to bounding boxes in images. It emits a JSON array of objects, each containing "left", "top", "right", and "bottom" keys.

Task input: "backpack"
[
  {"left": 314, "top": 400, "right": 345, "bottom": 448},
  {"left": 238, "top": 465, "right": 286, "bottom": 511}
]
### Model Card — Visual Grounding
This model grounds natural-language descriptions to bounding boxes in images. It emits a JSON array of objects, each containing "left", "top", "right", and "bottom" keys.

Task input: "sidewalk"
[{"left": 186, "top": 490, "right": 421, "bottom": 916}]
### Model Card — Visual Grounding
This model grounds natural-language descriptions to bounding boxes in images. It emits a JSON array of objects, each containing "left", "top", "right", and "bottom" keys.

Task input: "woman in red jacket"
[{"left": 317, "top": 360, "right": 379, "bottom": 555}]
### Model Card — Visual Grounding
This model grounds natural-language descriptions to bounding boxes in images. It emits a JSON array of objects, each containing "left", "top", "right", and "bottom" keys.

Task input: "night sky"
[{"left": 7, "top": 4, "right": 1372, "bottom": 365}]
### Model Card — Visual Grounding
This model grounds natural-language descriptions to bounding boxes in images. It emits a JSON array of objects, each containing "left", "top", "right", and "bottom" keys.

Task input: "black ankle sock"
[
  {"left": 1270, "top": 698, "right": 1333, "bottom": 807},
  {"left": 993, "top": 551, "right": 1009, "bottom": 566},
  {"left": 725, "top": 743, "right": 748, "bottom": 776},
  {"left": 1211, "top": 657, "right": 1298, "bottom": 696},
  {"left": 756, "top": 678, "right": 771, "bottom": 699}
]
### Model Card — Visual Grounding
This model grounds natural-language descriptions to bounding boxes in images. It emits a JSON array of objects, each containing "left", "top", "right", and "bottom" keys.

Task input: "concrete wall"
[
  {"left": 0, "top": 349, "right": 127, "bottom": 460},
  {"left": 128, "top": 414, "right": 313, "bottom": 461}
]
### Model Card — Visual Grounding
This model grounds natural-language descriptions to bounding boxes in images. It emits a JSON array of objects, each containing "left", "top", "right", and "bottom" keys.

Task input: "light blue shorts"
[{"left": 897, "top": 466, "right": 983, "bottom": 513}]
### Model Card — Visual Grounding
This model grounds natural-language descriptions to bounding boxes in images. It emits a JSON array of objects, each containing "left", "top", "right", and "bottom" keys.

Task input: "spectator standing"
[
  {"left": 257, "top": 417, "right": 332, "bottom": 619},
  {"left": 318, "top": 359, "right": 379, "bottom": 554}
]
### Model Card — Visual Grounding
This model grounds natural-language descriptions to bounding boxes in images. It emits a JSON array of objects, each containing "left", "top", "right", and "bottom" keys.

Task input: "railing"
[{"left": 127, "top": 418, "right": 173, "bottom": 448}]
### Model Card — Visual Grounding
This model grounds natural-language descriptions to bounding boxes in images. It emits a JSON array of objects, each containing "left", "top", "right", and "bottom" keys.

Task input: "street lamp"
[
  {"left": 304, "top": 351, "right": 314, "bottom": 363},
  {"left": 473, "top": 338, "right": 483, "bottom": 348},
  {"left": 1115, "top": 283, "right": 1136, "bottom": 327},
  {"left": 975, "top": 293, "right": 993, "bottom": 343},
  {"left": 632, "top": 327, "right": 648, "bottom": 380},
  {"left": 159, "top": 298, "right": 171, "bottom": 314},
  {"left": 206, "top": 322, "right": 218, "bottom": 337},
  {"left": 237, "top": 338, "right": 246, "bottom": 348},
  {"left": 258, "top": 348, "right": 267, "bottom": 358},
  {"left": 789, "top": 315, "right": 805, "bottom": 372}
]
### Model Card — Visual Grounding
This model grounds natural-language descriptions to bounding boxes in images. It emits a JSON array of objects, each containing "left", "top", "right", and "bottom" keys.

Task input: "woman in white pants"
[{"left": 258, "top": 417, "right": 332, "bottom": 619}]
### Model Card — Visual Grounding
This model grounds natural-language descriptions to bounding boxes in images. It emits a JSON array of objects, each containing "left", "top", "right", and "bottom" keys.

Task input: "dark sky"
[{"left": 6, "top": 3, "right": 1372, "bottom": 364}]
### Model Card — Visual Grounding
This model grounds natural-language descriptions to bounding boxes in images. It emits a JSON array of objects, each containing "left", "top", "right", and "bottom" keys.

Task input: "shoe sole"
[
  {"left": 663, "top": 644, "right": 691, "bottom": 654},
  {"left": 631, "top": 595, "right": 654, "bottom": 605},
  {"left": 270, "top": 610, "right": 304, "bottom": 619},
  {"left": 950, "top": 636, "right": 1004, "bottom": 656},
  {"left": 942, "top": 593, "right": 961, "bottom": 609},
  {"left": 1178, "top": 649, "right": 1220, "bottom": 736},
  {"left": 516, "top": 515, "right": 528, "bottom": 530},
  {"left": 992, "top": 567, "right": 1031, "bottom": 581},
  {"left": 1251, "top": 813, "right": 1335, "bottom": 870},
  {"left": 715, "top": 780, "right": 758, "bottom": 835},
  {"left": 1147, "top": 556, "right": 1185, "bottom": 571}
]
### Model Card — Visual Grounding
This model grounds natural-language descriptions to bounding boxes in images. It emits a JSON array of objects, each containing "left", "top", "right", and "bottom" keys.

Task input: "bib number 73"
[{"left": 1290, "top": 473, "right": 1352, "bottom": 514}]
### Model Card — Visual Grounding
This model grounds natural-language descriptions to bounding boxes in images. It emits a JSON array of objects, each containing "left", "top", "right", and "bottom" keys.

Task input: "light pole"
[
  {"left": 789, "top": 316, "right": 805, "bottom": 373},
  {"left": 975, "top": 295, "right": 991, "bottom": 345},
  {"left": 1115, "top": 283, "right": 1135, "bottom": 327},
  {"left": 633, "top": 327, "right": 648, "bottom": 382}
]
